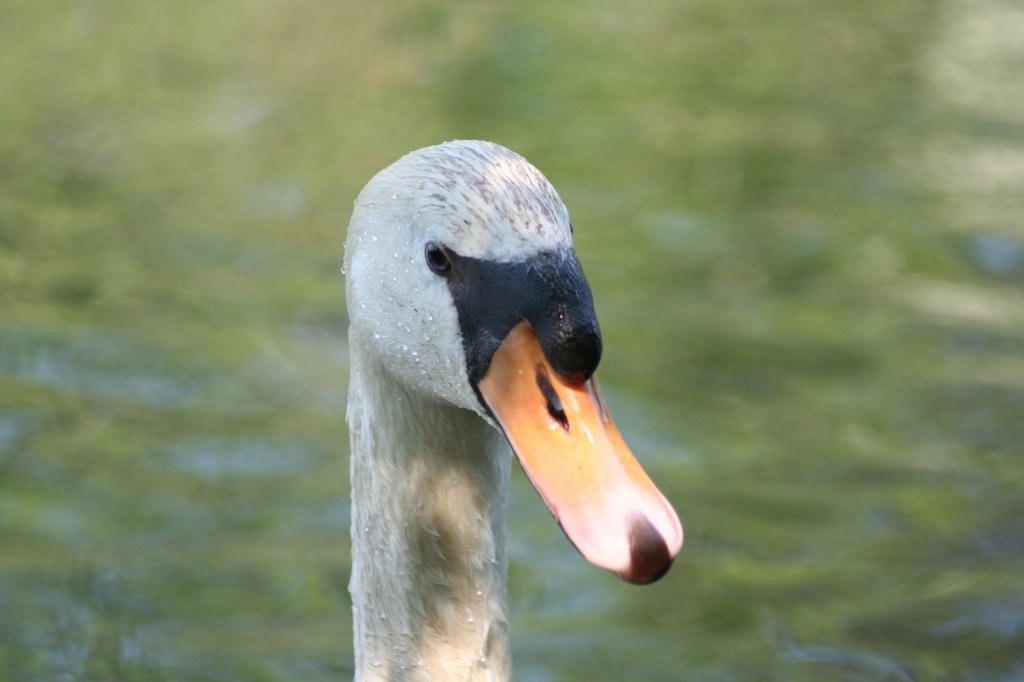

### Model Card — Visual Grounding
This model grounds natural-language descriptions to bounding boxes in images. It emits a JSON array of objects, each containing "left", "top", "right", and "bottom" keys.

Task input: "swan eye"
[{"left": 424, "top": 241, "right": 452, "bottom": 274}]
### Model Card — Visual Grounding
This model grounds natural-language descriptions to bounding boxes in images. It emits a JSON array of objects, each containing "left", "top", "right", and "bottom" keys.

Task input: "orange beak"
[{"left": 479, "top": 322, "right": 683, "bottom": 584}]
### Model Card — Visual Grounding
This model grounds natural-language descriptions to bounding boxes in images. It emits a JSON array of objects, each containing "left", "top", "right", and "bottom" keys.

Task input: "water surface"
[{"left": 2, "top": 1, "right": 1022, "bottom": 680}]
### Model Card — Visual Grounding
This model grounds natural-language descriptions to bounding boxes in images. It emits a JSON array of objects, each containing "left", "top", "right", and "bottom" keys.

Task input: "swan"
[{"left": 344, "top": 140, "right": 683, "bottom": 681}]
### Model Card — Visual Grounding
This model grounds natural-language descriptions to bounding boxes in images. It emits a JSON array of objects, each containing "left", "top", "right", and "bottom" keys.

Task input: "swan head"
[{"left": 345, "top": 140, "right": 682, "bottom": 584}]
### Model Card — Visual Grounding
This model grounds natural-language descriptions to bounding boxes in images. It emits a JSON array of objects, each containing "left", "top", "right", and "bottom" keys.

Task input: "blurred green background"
[{"left": 2, "top": 1, "right": 1023, "bottom": 680}]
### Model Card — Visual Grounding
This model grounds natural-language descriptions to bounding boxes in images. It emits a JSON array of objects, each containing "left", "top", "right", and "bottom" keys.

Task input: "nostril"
[{"left": 535, "top": 367, "right": 569, "bottom": 431}]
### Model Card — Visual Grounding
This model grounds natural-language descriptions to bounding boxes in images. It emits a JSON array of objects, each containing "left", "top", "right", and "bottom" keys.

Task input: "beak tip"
[{"left": 616, "top": 513, "right": 681, "bottom": 585}]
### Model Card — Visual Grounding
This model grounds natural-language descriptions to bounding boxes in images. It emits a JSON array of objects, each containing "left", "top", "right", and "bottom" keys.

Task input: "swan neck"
[{"left": 348, "top": 346, "right": 512, "bottom": 681}]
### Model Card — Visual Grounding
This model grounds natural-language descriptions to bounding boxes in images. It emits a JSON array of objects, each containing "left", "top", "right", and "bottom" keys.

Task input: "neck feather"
[{"left": 347, "top": 344, "right": 512, "bottom": 681}]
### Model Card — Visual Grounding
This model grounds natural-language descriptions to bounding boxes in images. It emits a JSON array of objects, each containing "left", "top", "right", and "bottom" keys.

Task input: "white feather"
[{"left": 344, "top": 141, "right": 573, "bottom": 681}]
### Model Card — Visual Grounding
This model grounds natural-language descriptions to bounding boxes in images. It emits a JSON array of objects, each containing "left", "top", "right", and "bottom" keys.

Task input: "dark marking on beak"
[
  {"left": 619, "top": 513, "right": 673, "bottom": 585},
  {"left": 443, "top": 248, "right": 602, "bottom": 392}
]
